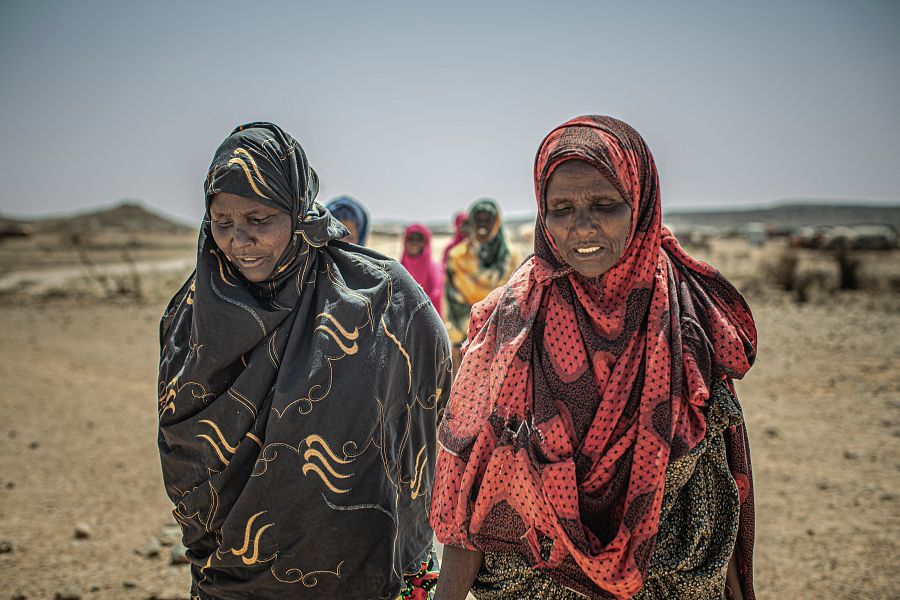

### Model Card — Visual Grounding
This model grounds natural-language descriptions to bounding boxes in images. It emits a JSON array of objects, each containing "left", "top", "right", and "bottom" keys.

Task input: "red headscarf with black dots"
[{"left": 431, "top": 116, "right": 757, "bottom": 598}]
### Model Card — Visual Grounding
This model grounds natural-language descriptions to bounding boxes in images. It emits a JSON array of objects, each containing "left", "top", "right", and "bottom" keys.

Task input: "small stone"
[
  {"left": 28, "top": 441, "right": 39, "bottom": 450},
  {"left": 122, "top": 580, "right": 137, "bottom": 589},
  {"left": 89, "top": 586, "right": 100, "bottom": 593},
  {"left": 843, "top": 450, "right": 859, "bottom": 460},
  {"left": 0, "top": 539, "right": 13, "bottom": 553},
  {"left": 136, "top": 538, "right": 161, "bottom": 558},
  {"left": 5, "top": 481, "right": 14, "bottom": 489},
  {"left": 11, "top": 593, "right": 27, "bottom": 600},
  {"left": 816, "top": 481, "right": 830, "bottom": 490},
  {"left": 879, "top": 492, "right": 896, "bottom": 502},
  {"left": 158, "top": 525, "right": 182, "bottom": 547},
  {"left": 806, "top": 528, "right": 815, "bottom": 536},
  {"left": 170, "top": 542, "right": 190, "bottom": 565},
  {"left": 763, "top": 427, "right": 779, "bottom": 438},
  {"left": 73, "top": 523, "right": 92, "bottom": 539},
  {"left": 54, "top": 588, "right": 81, "bottom": 600}
]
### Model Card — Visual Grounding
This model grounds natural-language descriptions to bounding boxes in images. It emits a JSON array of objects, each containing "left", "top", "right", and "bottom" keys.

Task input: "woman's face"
[
  {"left": 544, "top": 160, "right": 632, "bottom": 278},
  {"left": 405, "top": 231, "right": 426, "bottom": 257},
  {"left": 339, "top": 219, "right": 359, "bottom": 244},
  {"left": 209, "top": 192, "right": 293, "bottom": 282},
  {"left": 471, "top": 210, "right": 497, "bottom": 243}
]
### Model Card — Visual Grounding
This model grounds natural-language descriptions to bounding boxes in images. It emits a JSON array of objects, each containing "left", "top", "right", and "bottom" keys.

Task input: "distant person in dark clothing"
[{"left": 326, "top": 195, "right": 369, "bottom": 245}]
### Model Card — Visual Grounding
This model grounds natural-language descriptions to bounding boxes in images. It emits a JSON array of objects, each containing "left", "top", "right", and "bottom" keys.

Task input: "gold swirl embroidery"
[
  {"left": 305, "top": 434, "right": 354, "bottom": 464},
  {"left": 227, "top": 155, "right": 270, "bottom": 200},
  {"left": 232, "top": 148, "right": 269, "bottom": 189},
  {"left": 158, "top": 377, "right": 214, "bottom": 417},
  {"left": 172, "top": 481, "right": 219, "bottom": 533},
  {"left": 271, "top": 560, "right": 345, "bottom": 586},
  {"left": 381, "top": 316, "right": 412, "bottom": 392},
  {"left": 186, "top": 278, "right": 196, "bottom": 305},
  {"left": 228, "top": 511, "right": 275, "bottom": 566},
  {"left": 195, "top": 419, "right": 239, "bottom": 466},
  {"left": 301, "top": 464, "right": 350, "bottom": 494},
  {"left": 315, "top": 312, "right": 360, "bottom": 355},
  {"left": 267, "top": 333, "right": 281, "bottom": 369},
  {"left": 210, "top": 250, "right": 238, "bottom": 287},
  {"left": 159, "top": 387, "right": 176, "bottom": 416},
  {"left": 409, "top": 445, "right": 428, "bottom": 500},
  {"left": 303, "top": 449, "right": 351, "bottom": 480},
  {"left": 320, "top": 313, "right": 360, "bottom": 341},
  {"left": 301, "top": 435, "right": 355, "bottom": 494},
  {"left": 274, "top": 313, "right": 366, "bottom": 417},
  {"left": 227, "top": 388, "right": 258, "bottom": 418}
]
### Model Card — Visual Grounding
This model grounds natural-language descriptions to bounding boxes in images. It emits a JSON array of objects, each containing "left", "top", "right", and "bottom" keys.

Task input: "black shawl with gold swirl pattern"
[{"left": 158, "top": 123, "right": 451, "bottom": 599}]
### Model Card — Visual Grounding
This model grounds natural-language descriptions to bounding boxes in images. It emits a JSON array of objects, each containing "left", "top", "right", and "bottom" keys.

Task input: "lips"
[
  {"left": 571, "top": 244, "right": 605, "bottom": 257},
  {"left": 234, "top": 256, "right": 266, "bottom": 268}
]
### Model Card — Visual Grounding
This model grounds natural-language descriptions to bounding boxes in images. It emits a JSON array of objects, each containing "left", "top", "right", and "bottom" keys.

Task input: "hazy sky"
[{"left": 1, "top": 0, "right": 897, "bottom": 224}]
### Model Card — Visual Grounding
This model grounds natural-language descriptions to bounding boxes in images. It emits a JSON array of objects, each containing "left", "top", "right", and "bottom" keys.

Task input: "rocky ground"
[{"left": 0, "top": 231, "right": 897, "bottom": 599}]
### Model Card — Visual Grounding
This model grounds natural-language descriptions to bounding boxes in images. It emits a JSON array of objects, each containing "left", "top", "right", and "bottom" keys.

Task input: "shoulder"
[{"left": 467, "top": 258, "right": 540, "bottom": 339}]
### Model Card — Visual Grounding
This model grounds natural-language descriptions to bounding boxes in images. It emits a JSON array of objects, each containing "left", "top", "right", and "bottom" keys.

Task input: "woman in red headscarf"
[
  {"left": 401, "top": 223, "right": 444, "bottom": 314},
  {"left": 431, "top": 116, "right": 757, "bottom": 600}
]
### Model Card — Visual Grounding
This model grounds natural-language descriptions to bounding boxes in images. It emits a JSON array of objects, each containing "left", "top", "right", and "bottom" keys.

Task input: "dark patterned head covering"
[
  {"left": 432, "top": 116, "right": 757, "bottom": 598},
  {"left": 159, "top": 122, "right": 450, "bottom": 599},
  {"left": 326, "top": 195, "right": 370, "bottom": 245}
]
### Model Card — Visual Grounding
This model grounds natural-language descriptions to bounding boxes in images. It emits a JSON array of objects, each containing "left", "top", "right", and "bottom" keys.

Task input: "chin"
[{"left": 240, "top": 269, "right": 270, "bottom": 283}]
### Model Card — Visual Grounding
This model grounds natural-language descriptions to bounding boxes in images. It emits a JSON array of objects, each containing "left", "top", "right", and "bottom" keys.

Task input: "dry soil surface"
[{"left": 1, "top": 237, "right": 898, "bottom": 599}]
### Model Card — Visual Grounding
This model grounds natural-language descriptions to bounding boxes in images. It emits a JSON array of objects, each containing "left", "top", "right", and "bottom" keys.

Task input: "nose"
[
  {"left": 573, "top": 207, "right": 599, "bottom": 236},
  {"left": 232, "top": 224, "right": 255, "bottom": 248}
]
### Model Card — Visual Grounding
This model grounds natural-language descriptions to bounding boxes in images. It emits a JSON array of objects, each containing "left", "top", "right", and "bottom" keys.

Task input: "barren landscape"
[{"left": 1, "top": 205, "right": 898, "bottom": 599}]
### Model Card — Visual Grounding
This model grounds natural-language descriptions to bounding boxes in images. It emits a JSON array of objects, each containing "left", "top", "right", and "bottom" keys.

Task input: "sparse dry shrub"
[
  {"left": 769, "top": 249, "right": 800, "bottom": 291},
  {"left": 834, "top": 246, "right": 860, "bottom": 291},
  {"left": 888, "top": 275, "right": 900, "bottom": 294},
  {"left": 70, "top": 233, "right": 143, "bottom": 300},
  {"left": 794, "top": 269, "right": 831, "bottom": 304}
]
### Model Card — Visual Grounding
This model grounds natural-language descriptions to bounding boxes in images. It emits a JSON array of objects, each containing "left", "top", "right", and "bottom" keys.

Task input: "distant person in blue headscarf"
[{"left": 326, "top": 195, "right": 370, "bottom": 245}]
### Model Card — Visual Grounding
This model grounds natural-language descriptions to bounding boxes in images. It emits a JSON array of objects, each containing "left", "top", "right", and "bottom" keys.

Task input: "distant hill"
[
  {"left": 380, "top": 200, "right": 900, "bottom": 237},
  {"left": 0, "top": 201, "right": 195, "bottom": 235},
  {"left": 662, "top": 201, "right": 900, "bottom": 232}
]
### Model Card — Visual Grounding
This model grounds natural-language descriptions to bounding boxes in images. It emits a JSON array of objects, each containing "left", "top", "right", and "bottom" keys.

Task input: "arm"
[
  {"left": 725, "top": 551, "right": 744, "bottom": 600},
  {"left": 434, "top": 545, "right": 484, "bottom": 600}
]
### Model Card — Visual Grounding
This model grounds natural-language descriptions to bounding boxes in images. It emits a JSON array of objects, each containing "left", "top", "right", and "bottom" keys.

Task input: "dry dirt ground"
[{"left": 0, "top": 232, "right": 898, "bottom": 599}]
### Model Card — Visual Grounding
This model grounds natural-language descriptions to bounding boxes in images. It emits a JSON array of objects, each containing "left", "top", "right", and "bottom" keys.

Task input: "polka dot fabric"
[{"left": 430, "top": 116, "right": 757, "bottom": 599}]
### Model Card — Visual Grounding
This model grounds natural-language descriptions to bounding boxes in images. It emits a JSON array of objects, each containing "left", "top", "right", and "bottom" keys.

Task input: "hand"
[
  {"left": 724, "top": 552, "right": 744, "bottom": 600},
  {"left": 433, "top": 545, "right": 484, "bottom": 600}
]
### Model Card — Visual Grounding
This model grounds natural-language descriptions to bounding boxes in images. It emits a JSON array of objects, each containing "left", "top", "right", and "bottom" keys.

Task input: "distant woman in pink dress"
[
  {"left": 442, "top": 211, "right": 469, "bottom": 267},
  {"left": 401, "top": 223, "right": 443, "bottom": 314}
]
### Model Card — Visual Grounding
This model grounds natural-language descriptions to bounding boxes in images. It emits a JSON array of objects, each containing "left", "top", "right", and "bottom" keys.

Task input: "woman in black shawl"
[{"left": 158, "top": 122, "right": 450, "bottom": 600}]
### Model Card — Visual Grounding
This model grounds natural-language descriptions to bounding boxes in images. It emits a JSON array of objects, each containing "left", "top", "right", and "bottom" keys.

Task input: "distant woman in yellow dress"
[{"left": 443, "top": 198, "right": 519, "bottom": 368}]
